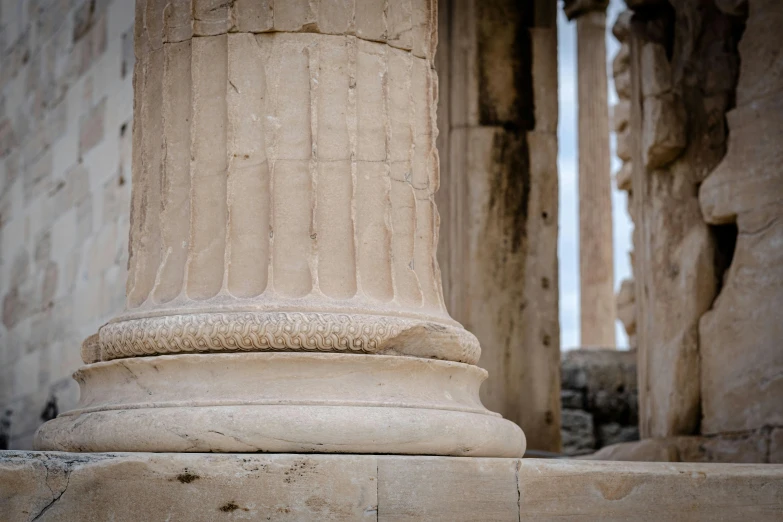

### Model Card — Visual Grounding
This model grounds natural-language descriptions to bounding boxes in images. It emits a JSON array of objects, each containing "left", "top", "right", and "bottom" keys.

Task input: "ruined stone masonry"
[
  {"left": 602, "top": 0, "right": 783, "bottom": 462},
  {"left": 627, "top": 0, "right": 727, "bottom": 439},
  {"left": 561, "top": 349, "right": 639, "bottom": 456},
  {"left": 698, "top": 0, "right": 783, "bottom": 440}
]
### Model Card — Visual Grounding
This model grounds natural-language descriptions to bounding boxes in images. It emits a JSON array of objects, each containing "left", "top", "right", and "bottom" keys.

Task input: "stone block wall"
[
  {"left": 560, "top": 349, "right": 639, "bottom": 456},
  {"left": 0, "top": 0, "right": 135, "bottom": 449}
]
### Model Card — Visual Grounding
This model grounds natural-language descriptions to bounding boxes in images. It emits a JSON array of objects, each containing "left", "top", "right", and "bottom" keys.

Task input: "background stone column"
[
  {"left": 34, "top": 0, "right": 525, "bottom": 457},
  {"left": 565, "top": 0, "right": 617, "bottom": 348},
  {"left": 435, "top": 0, "right": 561, "bottom": 453}
]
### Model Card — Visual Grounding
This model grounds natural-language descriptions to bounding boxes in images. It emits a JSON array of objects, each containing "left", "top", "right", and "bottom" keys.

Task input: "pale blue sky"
[{"left": 557, "top": 0, "right": 632, "bottom": 349}]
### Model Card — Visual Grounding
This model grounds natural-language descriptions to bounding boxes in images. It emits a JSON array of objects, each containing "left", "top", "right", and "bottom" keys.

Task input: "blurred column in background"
[{"left": 564, "top": 0, "right": 617, "bottom": 349}]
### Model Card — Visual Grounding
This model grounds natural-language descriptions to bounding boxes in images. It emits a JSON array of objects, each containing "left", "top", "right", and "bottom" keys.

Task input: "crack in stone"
[
  {"left": 157, "top": 30, "right": 427, "bottom": 61},
  {"left": 375, "top": 460, "right": 380, "bottom": 522},
  {"left": 515, "top": 459, "right": 522, "bottom": 522},
  {"left": 31, "top": 459, "right": 72, "bottom": 521}
]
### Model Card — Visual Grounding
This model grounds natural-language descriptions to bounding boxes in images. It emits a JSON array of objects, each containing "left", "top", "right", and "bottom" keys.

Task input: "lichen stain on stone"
[
  {"left": 219, "top": 501, "right": 248, "bottom": 513},
  {"left": 487, "top": 131, "right": 532, "bottom": 254},
  {"left": 475, "top": 0, "right": 535, "bottom": 130},
  {"left": 475, "top": 0, "right": 535, "bottom": 256},
  {"left": 305, "top": 496, "right": 328, "bottom": 511},
  {"left": 176, "top": 471, "right": 200, "bottom": 484}
]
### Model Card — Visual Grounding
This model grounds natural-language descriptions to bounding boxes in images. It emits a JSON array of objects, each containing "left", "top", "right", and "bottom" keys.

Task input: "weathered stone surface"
[
  {"left": 614, "top": 67, "right": 631, "bottom": 99},
  {"left": 615, "top": 278, "right": 636, "bottom": 336},
  {"left": 641, "top": 94, "right": 686, "bottom": 169},
  {"left": 561, "top": 349, "right": 638, "bottom": 455},
  {"left": 435, "top": 0, "right": 561, "bottom": 452},
  {"left": 698, "top": 216, "right": 783, "bottom": 434},
  {"left": 771, "top": 428, "right": 783, "bottom": 464},
  {"left": 587, "top": 431, "right": 771, "bottom": 464},
  {"left": 616, "top": 127, "right": 632, "bottom": 162},
  {"left": 118, "top": 23, "right": 476, "bottom": 364},
  {"left": 561, "top": 349, "right": 638, "bottom": 422},
  {"left": 697, "top": 0, "right": 783, "bottom": 436},
  {"left": 378, "top": 456, "right": 519, "bottom": 520},
  {"left": 628, "top": 1, "right": 743, "bottom": 439},
  {"left": 520, "top": 459, "right": 783, "bottom": 521},
  {"left": 612, "top": 11, "right": 632, "bottom": 42},
  {"left": 615, "top": 162, "right": 632, "bottom": 192},
  {"left": 561, "top": 389, "right": 585, "bottom": 410},
  {"left": 4, "top": 452, "right": 781, "bottom": 521},
  {"left": 585, "top": 437, "right": 679, "bottom": 462},
  {"left": 613, "top": 43, "right": 630, "bottom": 79},
  {"left": 561, "top": 409, "right": 596, "bottom": 455},
  {"left": 0, "top": 452, "right": 378, "bottom": 521},
  {"left": 34, "top": 353, "right": 524, "bottom": 457},
  {"left": 640, "top": 42, "right": 672, "bottom": 98},
  {"left": 598, "top": 422, "right": 640, "bottom": 447},
  {"left": 716, "top": 0, "right": 748, "bottom": 16},
  {"left": 612, "top": 100, "right": 630, "bottom": 133},
  {"left": 635, "top": 168, "right": 714, "bottom": 437}
]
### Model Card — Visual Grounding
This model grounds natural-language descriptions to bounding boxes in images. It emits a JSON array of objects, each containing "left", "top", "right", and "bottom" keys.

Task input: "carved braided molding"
[{"left": 99, "top": 311, "right": 481, "bottom": 364}]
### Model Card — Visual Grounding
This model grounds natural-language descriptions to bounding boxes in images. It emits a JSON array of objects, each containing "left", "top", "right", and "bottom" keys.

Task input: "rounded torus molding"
[
  {"left": 98, "top": 311, "right": 481, "bottom": 364},
  {"left": 34, "top": 353, "right": 526, "bottom": 457}
]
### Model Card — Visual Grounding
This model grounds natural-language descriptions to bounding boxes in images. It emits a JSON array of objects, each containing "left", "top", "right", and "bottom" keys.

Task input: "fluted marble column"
[
  {"left": 565, "top": 0, "right": 616, "bottom": 348},
  {"left": 34, "top": 0, "right": 525, "bottom": 457}
]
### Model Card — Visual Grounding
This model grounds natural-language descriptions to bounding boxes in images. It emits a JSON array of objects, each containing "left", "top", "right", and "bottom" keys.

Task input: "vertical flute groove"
[
  {"left": 356, "top": 39, "right": 394, "bottom": 301},
  {"left": 153, "top": 38, "right": 192, "bottom": 303},
  {"left": 186, "top": 34, "right": 228, "bottom": 300},
  {"left": 271, "top": 36, "right": 314, "bottom": 298},
  {"left": 128, "top": 0, "right": 165, "bottom": 308},
  {"left": 226, "top": 33, "right": 269, "bottom": 298}
]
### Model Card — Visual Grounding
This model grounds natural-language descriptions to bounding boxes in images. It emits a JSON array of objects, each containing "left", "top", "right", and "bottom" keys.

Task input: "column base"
[{"left": 33, "top": 352, "right": 525, "bottom": 457}]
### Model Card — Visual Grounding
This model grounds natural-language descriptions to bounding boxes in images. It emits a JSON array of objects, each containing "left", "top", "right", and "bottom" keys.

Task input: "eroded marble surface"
[{"left": 2, "top": 451, "right": 782, "bottom": 521}]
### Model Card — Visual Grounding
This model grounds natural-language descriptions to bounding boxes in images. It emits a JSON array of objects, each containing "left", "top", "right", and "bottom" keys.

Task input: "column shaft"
[
  {"left": 576, "top": 11, "right": 616, "bottom": 348},
  {"left": 106, "top": 0, "right": 481, "bottom": 364}
]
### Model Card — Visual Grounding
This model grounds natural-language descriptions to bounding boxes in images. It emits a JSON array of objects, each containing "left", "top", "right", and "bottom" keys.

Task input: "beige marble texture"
[
  {"left": 2, "top": 451, "right": 782, "bottom": 521},
  {"left": 34, "top": 353, "right": 524, "bottom": 456}
]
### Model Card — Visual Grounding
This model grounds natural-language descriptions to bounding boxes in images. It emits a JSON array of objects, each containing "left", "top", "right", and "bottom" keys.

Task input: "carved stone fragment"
[{"left": 642, "top": 93, "right": 686, "bottom": 169}]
